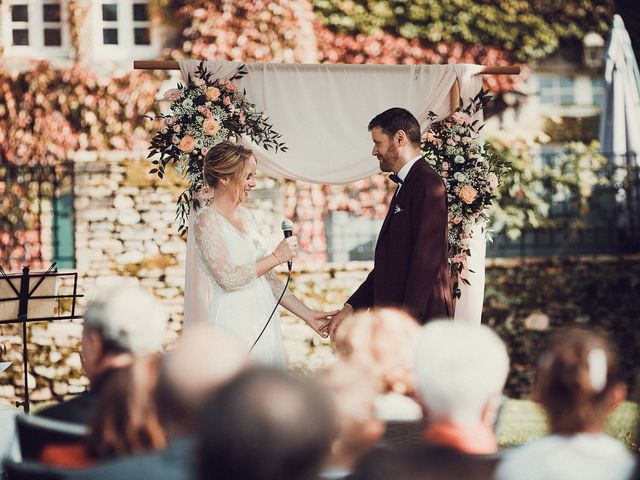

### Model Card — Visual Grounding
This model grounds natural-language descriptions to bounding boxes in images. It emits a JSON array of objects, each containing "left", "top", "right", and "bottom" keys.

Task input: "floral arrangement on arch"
[
  {"left": 422, "top": 90, "right": 509, "bottom": 298},
  {"left": 148, "top": 62, "right": 286, "bottom": 234}
]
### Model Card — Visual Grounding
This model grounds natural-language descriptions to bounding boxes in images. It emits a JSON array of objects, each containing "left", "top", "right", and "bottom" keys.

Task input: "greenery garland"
[{"left": 147, "top": 63, "right": 287, "bottom": 234}]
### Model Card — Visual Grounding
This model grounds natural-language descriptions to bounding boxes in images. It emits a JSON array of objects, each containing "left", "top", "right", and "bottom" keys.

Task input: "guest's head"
[
  {"left": 415, "top": 321, "right": 509, "bottom": 427},
  {"left": 81, "top": 285, "right": 167, "bottom": 383},
  {"left": 155, "top": 324, "right": 248, "bottom": 438},
  {"left": 335, "top": 308, "right": 420, "bottom": 397},
  {"left": 534, "top": 327, "right": 626, "bottom": 435},
  {"left": 318, "top": 362, "right": 384, "bottom": 471},
  {"left": 203, "top": 141, "right": 256, "bottom": 203},
  {"left": 369, "top": 108, "right": 421, "bottom": 172},
  {"left": 88, "top": 354, "right": 166, "bottom": 460},
  {"left": 197, "top": 367, "right": 337, "bottom": 480}
]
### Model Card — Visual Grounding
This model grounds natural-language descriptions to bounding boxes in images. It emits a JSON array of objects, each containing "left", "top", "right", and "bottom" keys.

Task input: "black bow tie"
[{"left": 389, "top": 174, "right": 403, "bottom": 185}]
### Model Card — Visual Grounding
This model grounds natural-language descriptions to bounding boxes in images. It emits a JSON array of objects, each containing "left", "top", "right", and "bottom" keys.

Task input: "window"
[
  {"left": 101, "top": 3, "right": 119, "bottom": 44},
  {"left": 98, "top": 0, "right": 151, "bottom": 47},
  {"left": 591, "top": 78, "right": 605, "bottom": 106},
  {"left": 43, "top": 3, "right": 62, "bottom": 46},
  {"left": 10, "top": 2, "right": 29, "bottom": 45},
  {"left": 538, "top": 75, "right": 575, "bottom": 106},
  {"left": 5, "top": 1, "right": 67, "bottom": 52},
  {"left": 132, "top": 2, "right": 150, "bottom": 45}
]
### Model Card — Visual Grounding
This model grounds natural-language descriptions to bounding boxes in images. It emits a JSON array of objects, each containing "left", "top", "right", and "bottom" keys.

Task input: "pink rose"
[
  {"left": 459, "top": 185, "right": 478, "bottom": 204},
  {"left": 201, "top": 147, "right": 209, "bottom": 155},
  {"left": 193, "top": 78, "right": 205, "bottom": 87},
  {"left": 448, "top": 212, "right": 454, "bottom": 221},
  {"left": 225, "top": 81, "right": 238, "bottom": 92},
  {"left": 203, "top": 118, "right": 220, "bottom": 136},
  {"left": 172, "top": 135, "right": 180, "bottom": 144},
  {"left": 163, "top": 88, "right": 181, "bottom": 101},
  {"left": 453, "top": 216, "right": 463, "bottom": 224},
  {"left": 223, "top": 96, "right": 232, "bottom": 106},
  {"left": 178, "top": 135, "right": 195, "bottom": 152},
  {"left": 452, "top": 111, "right": 471, "bottom": 124},
  {"left": 487, "top": 172, "right": 499, "bottom": 189},
  {"left": 442, "top": 171, "right": 449, "bottom": 178},
  {"left": 205, "top": 87, "right": 220, "bottom": 100}
]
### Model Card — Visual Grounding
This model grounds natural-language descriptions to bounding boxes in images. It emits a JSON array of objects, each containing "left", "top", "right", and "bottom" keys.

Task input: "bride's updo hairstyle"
[
  {"left": 203, "top": 141, "right": 254, "bottom": 188},
  {"left": 534, "top": 327, "right": 623, "bottom": 435}
]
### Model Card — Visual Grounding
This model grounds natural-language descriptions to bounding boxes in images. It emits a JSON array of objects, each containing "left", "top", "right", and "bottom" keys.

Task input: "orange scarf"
[{"left": 423, "top": 422, "right": 497, "bottom": 454}]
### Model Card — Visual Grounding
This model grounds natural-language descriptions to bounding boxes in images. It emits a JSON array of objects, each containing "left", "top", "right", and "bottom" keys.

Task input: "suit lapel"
[{"left": 377, "top": 160, "right": 424, "bottom": 240}]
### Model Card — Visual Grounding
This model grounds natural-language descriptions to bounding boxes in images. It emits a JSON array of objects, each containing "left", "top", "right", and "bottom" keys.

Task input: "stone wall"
[{"left": 1, "top": 151, "right": 343, "bottom": 408}]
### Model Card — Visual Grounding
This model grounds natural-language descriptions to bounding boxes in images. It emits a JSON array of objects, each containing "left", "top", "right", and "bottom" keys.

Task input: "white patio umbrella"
[{"left": 599, "top": 14, "right": 640, "bottom": 164}]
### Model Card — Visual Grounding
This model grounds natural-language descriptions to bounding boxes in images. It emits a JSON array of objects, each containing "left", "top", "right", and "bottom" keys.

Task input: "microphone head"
[{"left": 281, "top": 219, "right": 294, "bottom": 233}]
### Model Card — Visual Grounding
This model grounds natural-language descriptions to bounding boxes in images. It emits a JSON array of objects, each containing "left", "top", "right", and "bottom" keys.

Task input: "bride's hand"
[
  {"left": 272, "top": 236, "right": 299, "bottom": 264},
  {"left": 304, "top": 309, "right": 339, "bottom": 338}
]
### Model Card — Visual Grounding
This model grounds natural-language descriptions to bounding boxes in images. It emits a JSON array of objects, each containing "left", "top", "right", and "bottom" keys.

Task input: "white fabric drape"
[{"left": 180, "top": 60, "right": 485, "bottom": 325}]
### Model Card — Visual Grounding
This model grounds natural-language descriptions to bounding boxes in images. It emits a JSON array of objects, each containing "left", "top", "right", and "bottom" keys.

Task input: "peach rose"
[
  {"left": 163, "top": 88, "right": 180, "bottom": 101},
  {"left": 459, "top": 185, "right": 478, "bottom": 204},
  {"left": 203, "top": 118, "right": 220, "bottom": 136},
  {"left": 205, "top": 87, "right": 220, "bottom": 100},
  {"left": 178, "top": 135, "right": 195, "bottom": 152}
]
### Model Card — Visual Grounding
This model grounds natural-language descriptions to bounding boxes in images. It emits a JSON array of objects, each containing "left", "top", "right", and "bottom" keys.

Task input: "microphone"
[{"left": 281, "top": 219, "right": 294, "bottom": 271}]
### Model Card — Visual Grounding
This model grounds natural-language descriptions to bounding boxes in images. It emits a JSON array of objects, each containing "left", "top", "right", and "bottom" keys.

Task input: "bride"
[{"left": 184, "top": 141, "right": 336, "bottom": 367}]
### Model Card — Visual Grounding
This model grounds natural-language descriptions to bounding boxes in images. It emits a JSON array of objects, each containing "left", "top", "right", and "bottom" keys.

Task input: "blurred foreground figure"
[
  {"left": 496, "top": 327, "right": 634, "bottom": 480},
  {"left": 196, "top": 367, "right": 337, "bottom": 480},
  {"left": 358, "top": 320, "right": 509, "bottom": 480},
  {"left": 67, "top": 325, "right": 248, "bottom": 480},
  {"left": 318, "top": 362, "right": 384, "bottom": 479},
  {"left": 39, "top": 285, "right": 167, "bottom": 425}
]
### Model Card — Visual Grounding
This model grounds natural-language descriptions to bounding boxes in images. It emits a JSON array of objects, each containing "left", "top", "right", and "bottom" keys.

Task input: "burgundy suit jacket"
[{"left": 347, "top": 159, "right": 453, "bottom": 323}]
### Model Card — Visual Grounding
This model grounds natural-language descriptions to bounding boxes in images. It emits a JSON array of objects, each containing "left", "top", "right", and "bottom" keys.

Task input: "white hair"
[
  {"left": 83, "top": 285, "right": 168, "bottom": 355},
  {"left": 414, "top": 320, "right": 509, "bottom": 425}
]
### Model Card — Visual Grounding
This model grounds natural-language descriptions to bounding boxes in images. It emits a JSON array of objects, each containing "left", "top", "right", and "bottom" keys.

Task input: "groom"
[{"left": 328, "top": 108, "right": 452, "bottom": 339}]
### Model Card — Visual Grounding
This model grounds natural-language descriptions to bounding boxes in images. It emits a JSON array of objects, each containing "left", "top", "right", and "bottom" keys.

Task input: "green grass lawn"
[{"left": 496, "top": 399, "right": 640, "bottom": 451}]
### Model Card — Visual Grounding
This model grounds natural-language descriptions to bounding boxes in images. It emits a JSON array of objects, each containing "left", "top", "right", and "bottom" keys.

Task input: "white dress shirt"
[{"left": 394, "top": 154, "right": 423, "bottom": 194}]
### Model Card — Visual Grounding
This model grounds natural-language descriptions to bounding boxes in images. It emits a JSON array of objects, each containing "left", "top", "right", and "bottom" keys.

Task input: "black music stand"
[{"left": 0, "top": 263, "right": 83, "bottom": 413}]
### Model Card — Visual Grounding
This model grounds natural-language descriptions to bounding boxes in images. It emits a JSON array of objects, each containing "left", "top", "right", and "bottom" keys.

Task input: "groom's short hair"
[{"left": 369, "top": 108, "right": 421, "bottom": 147}]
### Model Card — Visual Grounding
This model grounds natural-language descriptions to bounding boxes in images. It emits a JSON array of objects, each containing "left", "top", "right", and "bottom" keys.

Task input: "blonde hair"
[
  {"left": 335, "top": 308, "right": 420, "bottom": 395},
  {"left": 535, "top": 327, "right": 622, "bottom": 434},
  {"left": 203, "top": 141, "right": 254, "bottom": 188}
]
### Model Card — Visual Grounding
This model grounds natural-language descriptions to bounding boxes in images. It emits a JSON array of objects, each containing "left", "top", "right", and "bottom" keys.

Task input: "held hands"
[
  {"left": 326, "top": 304, "right": 354, "bottom": 342},
  {"left": 272, "top": 236, "right": 299, "bottom": 264},
  {"left": 304, "top": 309, "right": 340, "bottom": 338}
]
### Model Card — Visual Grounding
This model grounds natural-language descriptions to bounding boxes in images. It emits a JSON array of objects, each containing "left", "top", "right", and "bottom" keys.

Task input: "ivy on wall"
[{"left": 311, "top": 0, "right": 614, "bottom": 62}]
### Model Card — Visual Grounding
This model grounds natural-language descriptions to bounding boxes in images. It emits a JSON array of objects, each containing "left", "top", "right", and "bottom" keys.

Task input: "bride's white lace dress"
[{"left": 193, "top": 205, "right": 289, "bottom": 368}]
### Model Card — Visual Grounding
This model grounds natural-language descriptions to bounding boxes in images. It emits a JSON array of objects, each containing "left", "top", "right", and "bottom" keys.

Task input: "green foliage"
[
  {"left": 312, "top": 0, "right": 614, "bottom": 61},
  {"left": 484, "top": 257, "right": 640, "bottom": 399},
  {"left": 489, "top": 138, "right": 607, "bottom": 240}
]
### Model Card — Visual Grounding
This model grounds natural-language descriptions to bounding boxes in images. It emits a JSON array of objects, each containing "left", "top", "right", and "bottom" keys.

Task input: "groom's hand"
[{"left": 328, "top": 304, "right": 354, "bottom": 342}]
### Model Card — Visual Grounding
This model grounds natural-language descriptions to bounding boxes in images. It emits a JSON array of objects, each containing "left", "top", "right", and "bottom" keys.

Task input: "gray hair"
[
  {"left": 83, "top": 286, "right": 167, "bottom": 355},
  {"left": 414, "top": 320, "right": 509, "bottom": 425}
]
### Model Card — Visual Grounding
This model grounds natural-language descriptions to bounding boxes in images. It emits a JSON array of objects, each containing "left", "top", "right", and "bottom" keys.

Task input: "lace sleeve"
[
  {"left": 193, "top": 208, "right": 257, "bottom": 292},
  {"left": 264, "top": 270, "right": 293, "bottom": 301}
]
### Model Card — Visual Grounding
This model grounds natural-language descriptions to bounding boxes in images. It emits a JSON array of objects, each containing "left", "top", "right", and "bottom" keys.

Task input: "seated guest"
[
  {"left": 66, "top": 324, "right": 248, "bottom": 480},
  {"left": 196, "top": 367, "right": 337, "bottom": 480},
  {"left": 496, "top": 327, "right": 634, "bottom": 480},
  {"left": 38, "top": 285, "right": 167, "bottom": 425},
  {"left": 318, "top": 362, "right": 384, "bottom": 479},
  {"left": 41, "top": 355, "right": 165, "bottom": 468},
  {"left": 334, "top": 309, "right": 422, "bottom": 423},
  {"left": 357, "top": 320, "right": 509, "bottom": 480}
]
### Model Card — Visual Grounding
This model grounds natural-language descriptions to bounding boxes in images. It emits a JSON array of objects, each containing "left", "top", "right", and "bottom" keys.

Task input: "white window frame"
[
  {"left": 91, "top": 0, "right": 157, "bottom": 61},
  {"left": 537, "top": 75, "right": 576, "bottom": 106},
  {"left": 1, "top": 0, "right": 70, "bottom": 58}
]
